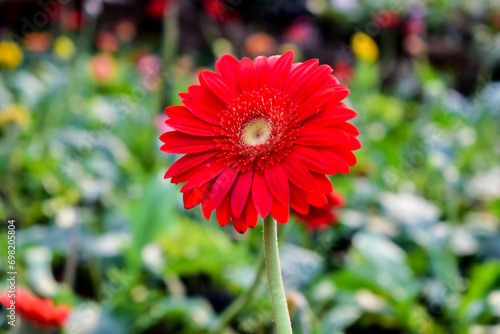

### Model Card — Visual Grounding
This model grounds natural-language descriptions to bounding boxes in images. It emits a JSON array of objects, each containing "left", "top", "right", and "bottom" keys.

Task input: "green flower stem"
[
  {"left": 210, "top": 255, "right": 266, "bottom": 333},
  {"left": 263, "top": 215, "right": 292, "bottom": 334}
]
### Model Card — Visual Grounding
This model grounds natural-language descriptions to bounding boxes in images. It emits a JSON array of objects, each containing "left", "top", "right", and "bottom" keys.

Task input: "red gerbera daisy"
[
  {"left": 160, "top": 51, "right": 360, "bottom": 233},
  {"left": 0, "top": 287, "right": 71, "bottom": 329},
  {"left": 293, "top": 189, "right": 345, "bottom": 231}
]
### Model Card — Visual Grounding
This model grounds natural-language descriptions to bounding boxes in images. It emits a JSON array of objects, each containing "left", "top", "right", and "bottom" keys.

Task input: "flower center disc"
[{"left": 241, "top": 118, "right": 272, "bottom": 147}]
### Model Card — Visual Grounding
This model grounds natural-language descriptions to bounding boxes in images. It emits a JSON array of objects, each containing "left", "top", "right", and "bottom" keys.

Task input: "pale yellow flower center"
[{"left": 242, "top": 118, "right": 272, "bottom": 147}]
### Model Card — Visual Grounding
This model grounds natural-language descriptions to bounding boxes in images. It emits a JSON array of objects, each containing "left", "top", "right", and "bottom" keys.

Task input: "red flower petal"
[
  {"left": 165, "top": 116, "right": 216, "bottom": 136},
  {"left": 304, "top": 108, "right": 358, "bottom": 127},
  {"left": 289, "top": 183, "right": 310, "bottom": 214},
  {"left": 310, "top": 172, "right": 333, "bottom": 193},
  {"left": 254, "top": 56, "right": 270, "bottom": 88},
  {"left": 216, "top": 54, "right": 241, "bottom": 92},
  {"left": 211, "top": 167, "right": 238, "bottom": 210},
  {"left": 165, "top": 105, "right": 194, "bottom": 119},
  {"left": 307, "top": 192, "right": 327, "bottom": 207},
  {"left": 202, "top": 181, "right": 215, "bottom": 219},
  {"left": 165, "top": 151, "right": 217, "bottom": 179},
  {"left": 282, "top": 59, "right": 319, "bottom": 98},
  {"left": 291, "top": 65, "right": 334, "bottom": 105},
  {"left": 270, "top": 198, "right": 289, "bottom": 224},
  {"left": 0, "top": 288, "right": 70, "bottom": 329},
  {"left": 183, "top": 182, "right": 209, "bottom": 209},
  {"left": 160, "top": 132, "right": 215, "bottom": 154},
  {"left": 333, "top": 122, "right": 360, "bottom": 135},
  {"left": 232, "top": 214, "right": 248, "bottom": 233},
  {"left": 200, "top": 70, "right": 238, "bottom": 105},
  {"left": 239, "top": 193, "right": 258, "bottom": 228},
  {"left": 329, "top": 85, "right": 350, "bottom": 104},
  {"left": 330, "top": 146, "right": 358, "bottom": 166},
  {"left": 231, "top": 170, "right": 253, "bottom": 217},
  {"left": 281, "top": 155, "right": 318, "bottom": 192},
  {"left": 265, "top": 164, "right": 289, "bottom": 205},
  {"left": 270, "top": 50, "right": 294, "bottom": 90},
  {"left": 171, "top": 156, "right": 220, "bottom": 184},
  {"left": 180, "top": 159, "right": 226, "bottom": 192},
  {"left": 296, "top": 84, "right": 337, "bottom": 121},
  {"left": 216, "top": 192, "right": 232, "bottom": 226},
  {"left": 252, "top": 171, "right": 273, "bottom": 218},
  {"left": 344, "top": 135, "right": 362, "bottom": 150},
  {"left": 291, "top": 145, "right": 336, "bottom": 174},
  {"left": 323, "top": 151, "right": 350, "bottom": 174},
  {"left": 186, "top": 85, "right": 226, "bottom": 124},
  {"left": 238, "top": 57, "right": 259, "bottom": 92},
  {"left": 295, "top": 128, "right": 348, "bottom": 147}
]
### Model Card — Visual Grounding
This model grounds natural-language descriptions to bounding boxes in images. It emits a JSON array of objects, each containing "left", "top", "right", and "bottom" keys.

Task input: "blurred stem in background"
[
  {"left": 159, "top": 1, "right": 179, "bottom": 109},
  {"left": 80, "top": 0, "right": 103, "bottom": 54},
  {"left": 263, "top": 215, "right": 293, "bottom": 334},
  {"left": 211, "top": 255, "right": 266, "bottom": 333},
  {"left": 61, "top": 0, "right": 104, "bottom": 290}
]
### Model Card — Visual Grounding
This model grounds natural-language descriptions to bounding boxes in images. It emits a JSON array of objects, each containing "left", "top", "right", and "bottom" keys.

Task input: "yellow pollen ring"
[{"left": 242, "top": 118, "right": 272, "bottom": 147}]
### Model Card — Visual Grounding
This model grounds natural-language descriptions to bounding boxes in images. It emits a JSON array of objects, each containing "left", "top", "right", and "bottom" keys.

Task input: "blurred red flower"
[
  {"left": 23, "top": 33, "right": 52, "bottom": 53},
  {"left": 96, "top": 31, "right": 119, "bottom": 53},
  {"left": 373, "top": 9, "right": 401, "bottom": 29},
  {"left": 332, "top": 60, "right": 353, "bottom": 84},
  {"left": 160, "top": 51, "right": 360, "bottom": 233},
  {"left": 203, "top": 0, "right": 240, "bottom": 23},
  {"left": 294, "top": 189, "right": 345, "bottom": 231},
  {"left": 147, "top": 0, "right": 174, "bottom": 18},
  {"left": 0, "top": 287, "right": 70, "bottom": 329},
  {"left": 60, "top": 9, "right": 83, "bottom": 31}
]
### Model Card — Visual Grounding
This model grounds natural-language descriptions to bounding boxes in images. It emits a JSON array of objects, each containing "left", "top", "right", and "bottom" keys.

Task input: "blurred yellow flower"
[
  {"left": 54, "top": 36, "right": 76, "bottom": 60},
  {"left": 351, "top": 32, "right": 379, "bottom": 63},
  {"left": 0, "top": 41, "right": 23, "bottom": 69},
  {"left": 89, "top": 53, "right": 117, "bottom": 84},
  {"left": 0, "top": 104, "right": 30, "bottom": 129}
]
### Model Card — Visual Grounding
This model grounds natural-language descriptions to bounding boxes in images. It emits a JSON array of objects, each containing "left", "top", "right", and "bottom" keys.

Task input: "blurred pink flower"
[
  {"left": 283, "top": 18, "right": 318, "bottom": 45},
  {"left": 137, "top": 54, "right": 162, "bottom": 76},
  {"left": 137, "top": 54, "right": 162, "bottom": 90},
  {"left": 156, "top": 113, "right": 172, "bottom": 133},
  {"left": 89, "top": 53, "right": 116, "bottom": 84},
  {"left": 404, "top": 17, "right": 426, "bottom": 36}
]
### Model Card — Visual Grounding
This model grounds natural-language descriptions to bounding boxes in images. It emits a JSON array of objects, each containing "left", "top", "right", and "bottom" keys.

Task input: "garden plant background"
[{"left": 1, "top": 0, "right": 500, "bottom": 333}]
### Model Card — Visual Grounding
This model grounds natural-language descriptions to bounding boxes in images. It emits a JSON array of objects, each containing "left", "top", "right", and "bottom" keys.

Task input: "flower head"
[
  {"left": 23, "top": 33, "right": 52, "bottom": 53},
  {"left": 351, "top": 32, "right": 379, "bottom": 63},
  {"left": 89, "top": 53, "right": 117, "bottom": 84},
  {"left": 147, "top": 0, "right": 175, "bottom": 18},
  {"left": 373, "top": 10, "right": 401, "bottom": 29},
  {"left": 160, "top": 51, "right": 360, "bottom": 233},
  {"left": 0, "top": 104, "right": 30, "bottom": 130},
  {"left": 0, "top": 41, "right": 23, "bottom": 69},
  {"left": 203, "top": 0, "right": 240, "bottom": 23},
  {"left": 54, "top": 36, "right": 76, "bottom": 60},
  {"left": 293, "top": 189, "right": 345, "bottom": 231},
  {"left": 0, "top": 287, "right": 71, "bottom": 329}
]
